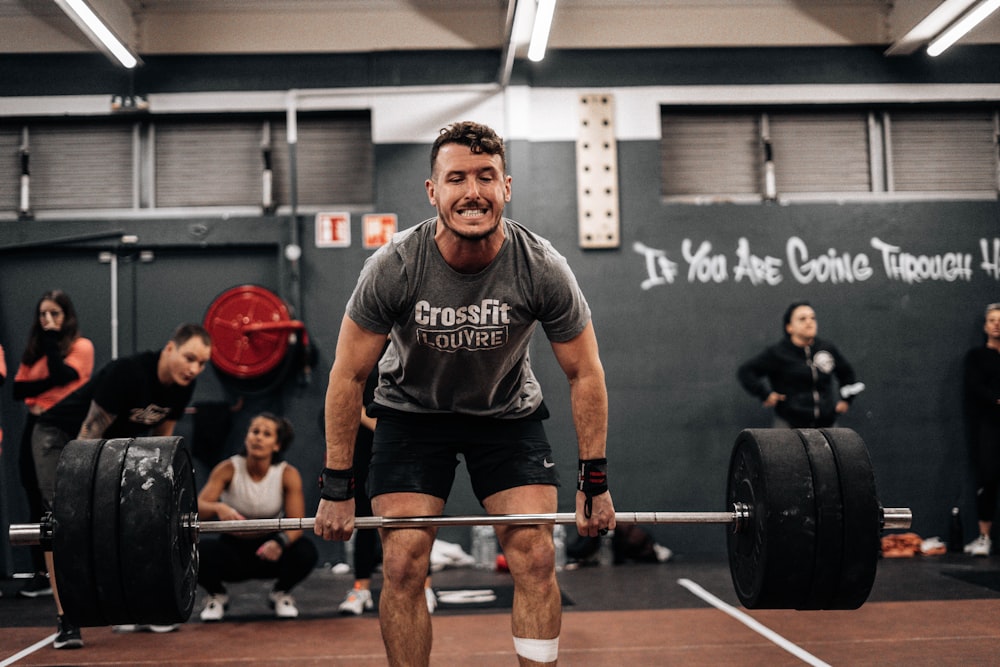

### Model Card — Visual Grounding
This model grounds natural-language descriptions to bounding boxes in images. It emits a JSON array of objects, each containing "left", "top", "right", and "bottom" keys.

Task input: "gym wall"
[{"left": 1, "top": 47, "right": 999, "bottom": 573}]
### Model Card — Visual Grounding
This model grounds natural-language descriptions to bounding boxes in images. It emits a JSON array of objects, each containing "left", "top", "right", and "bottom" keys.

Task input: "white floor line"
[
  {"left": 0, "top": 633, "right": 57, "bottom": 667},
  {"left": 677, "top": 578, "right": 832, "bottom": 667}
]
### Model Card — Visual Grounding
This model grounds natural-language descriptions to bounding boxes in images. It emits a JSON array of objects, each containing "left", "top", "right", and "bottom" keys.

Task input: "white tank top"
[{"left": 220, "top": 455, "right": 286, "bottom": 520}]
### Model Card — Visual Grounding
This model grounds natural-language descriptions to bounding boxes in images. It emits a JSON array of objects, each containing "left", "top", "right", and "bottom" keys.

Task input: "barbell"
[{"left": 8, "top": 427, "right": 910, "bottom": 627}]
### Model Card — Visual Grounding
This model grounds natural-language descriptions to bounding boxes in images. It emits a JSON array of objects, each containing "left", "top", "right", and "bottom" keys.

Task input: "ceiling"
[{"left": 1, "top": 0, "right": 999, "bottom": 61}]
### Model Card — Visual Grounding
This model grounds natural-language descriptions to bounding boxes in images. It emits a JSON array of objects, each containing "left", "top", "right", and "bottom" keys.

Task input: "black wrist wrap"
[
  {"left": 577, "top": 458, "right": 608, "bottom": 518},
  {"left": 319, "top": 467, "right": 355, "bottom": 501}
]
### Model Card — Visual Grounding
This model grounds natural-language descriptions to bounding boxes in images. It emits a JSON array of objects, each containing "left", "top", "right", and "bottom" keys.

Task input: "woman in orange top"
[{"left": 13, "top": 289, "right": 94, "bottom": 599}]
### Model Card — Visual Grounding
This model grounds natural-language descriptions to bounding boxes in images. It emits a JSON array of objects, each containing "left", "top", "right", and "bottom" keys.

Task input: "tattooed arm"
[{"left": 77, "top": 401, "right": 116, "bottom": 439}]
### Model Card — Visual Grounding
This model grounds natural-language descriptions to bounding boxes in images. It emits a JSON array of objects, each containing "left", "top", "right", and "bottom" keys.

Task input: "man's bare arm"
[
  {"left": 550, "top": 322, "right": 608, "bottom": 460},
  {"left": 325, "top": 316, "right": 388, "bottom": 469},
  {"left": 551, "top": 322, "right": 615, "bottom": 537},
  {"left": 77, "top": 401, "right": 116, "bottom": 439}
]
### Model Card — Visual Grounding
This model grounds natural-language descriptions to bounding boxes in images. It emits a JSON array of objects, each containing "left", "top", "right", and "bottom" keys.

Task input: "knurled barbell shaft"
[
  {"left": 198, "top": 510, "right": 743, "bottom": 534},
  {"left": 7, "top": 506, "right": 912, "bottom": 546}
]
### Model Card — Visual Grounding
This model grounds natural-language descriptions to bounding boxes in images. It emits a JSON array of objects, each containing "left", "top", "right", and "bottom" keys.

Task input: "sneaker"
[
  {"left": 964, "top": 534, "right": 992, "bottom": 557},
  {"left": 331, "top": 562, "right": 352, "bottom": 575},
  {"left": 269, "top": 591, "right": 299, "bottom": 619},
  {"left": 112, "top": 623, "right": 180, "bottom": 633},
  {"left": 145, "top": 624, "right": 180, "bottom": 633},
  {"left": 200, "top": 593, "right": 229, "bottom": 622},
  {"left": 425, "top": 587, "right": 437, "bottom": 614},
  {"left": 653, "top": 544, "right": 673, "bottom": 563},
  {"left": 338, "top": 588, "right": 373, "bottom": 616},
  {"left": 18, "top": 572, "right": 53, "bottom": 598},
  {"left": 53, "top": 616, "right": 83, "bottom": 650}
]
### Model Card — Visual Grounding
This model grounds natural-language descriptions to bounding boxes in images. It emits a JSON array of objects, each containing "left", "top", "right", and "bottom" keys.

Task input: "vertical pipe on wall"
[
  {"left": 867, "top": 112, "right": 886, "bottom": 193},
  {"left": 145, "top": 123, "right": 157, "bottom": 209},
  {"left": 109, "top": 252, "right": 119, "bottom": 359},
  {"left": 285, "top": 91, "right": 302, "bottom": 320},
  {"left": 760, "top": 113, "right": 777, "bottom": 202},
  {"left": 131, "top": 121, "right": 141, "bottom": 209},
  {"left": 883, "top": 112, "right": 895, "bottom": 193},
  {"left": 261, "top": 121, "right": 275, "bottom": 215},
  {"left": 18, "top": 127, "right": 31, "bottom": 220}
]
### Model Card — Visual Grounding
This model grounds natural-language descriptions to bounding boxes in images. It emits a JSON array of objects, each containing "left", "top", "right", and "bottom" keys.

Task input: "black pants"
[
  {"left": 198, "top": 533, "right": 318, "bottom": 595},
  {"left": 353, "top": 435, "right": 381, "bottom": 580},
  {"left": 18, "top": 414, "right": 46, "bottom": 573},
  {"left": 974, "top": 419, "right": 1000, "bottom": 523}
]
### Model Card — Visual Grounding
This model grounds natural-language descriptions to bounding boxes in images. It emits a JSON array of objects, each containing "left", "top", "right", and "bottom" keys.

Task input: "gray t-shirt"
[{"left": 347, "top": 218, "right": 591, "bottom": 418}]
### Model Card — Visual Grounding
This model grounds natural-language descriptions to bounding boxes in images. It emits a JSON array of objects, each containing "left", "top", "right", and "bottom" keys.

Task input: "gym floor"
[{"left": 1, "top": 551, "right": 998, "bottom": 666}]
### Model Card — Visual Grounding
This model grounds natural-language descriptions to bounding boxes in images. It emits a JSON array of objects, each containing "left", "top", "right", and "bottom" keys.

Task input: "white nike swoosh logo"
[{"left": 543, "top": 459, "right": 555, "bottom": 468}]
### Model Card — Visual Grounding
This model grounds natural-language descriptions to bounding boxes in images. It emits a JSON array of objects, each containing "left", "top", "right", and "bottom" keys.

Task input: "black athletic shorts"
[{"left": 367, "top": 406, "right": 560, "bottom": 504}]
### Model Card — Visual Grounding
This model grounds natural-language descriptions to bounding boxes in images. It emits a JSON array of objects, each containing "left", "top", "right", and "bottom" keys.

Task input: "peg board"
[{"left": 576, "top": 93, "right": 620, "bottom": 249}]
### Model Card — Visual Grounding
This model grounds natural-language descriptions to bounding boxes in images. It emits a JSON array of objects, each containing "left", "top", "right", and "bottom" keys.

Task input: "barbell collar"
[
  {"left": 881, "top": 506, "right": 912, "bottom": 530},
  {"left": 9, "top": 521, "right": 48, "bottom": 548}
]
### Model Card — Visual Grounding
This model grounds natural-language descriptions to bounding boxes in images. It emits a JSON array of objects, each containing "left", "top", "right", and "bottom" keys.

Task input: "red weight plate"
[{"left": 204, "top": 285, "right": 291, "bottom": 379}]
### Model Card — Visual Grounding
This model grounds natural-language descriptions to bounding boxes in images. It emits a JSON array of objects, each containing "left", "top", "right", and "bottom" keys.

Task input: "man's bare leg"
[
  {"left": 488, "top": 485, "right": 561, "bottom": 666},
  {"left": 373, "top": 492, "right": 444, "bottom": 667}
]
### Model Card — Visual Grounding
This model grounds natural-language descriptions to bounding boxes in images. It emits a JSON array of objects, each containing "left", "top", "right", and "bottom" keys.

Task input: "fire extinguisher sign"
[
  {"left": 315, "top": 211, "right": 351, "bottom": 248},
  {"left": 363, "top": 213, "right": 398, "bottom": 249}
]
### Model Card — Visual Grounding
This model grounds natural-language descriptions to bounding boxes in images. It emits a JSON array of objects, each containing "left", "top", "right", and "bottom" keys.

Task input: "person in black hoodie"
[
  {"left": 738, "top": 301, "right": 863, "bottom": 428},
  {"left": 962, "top": 302, "right": 1000, "bottom": 557}
]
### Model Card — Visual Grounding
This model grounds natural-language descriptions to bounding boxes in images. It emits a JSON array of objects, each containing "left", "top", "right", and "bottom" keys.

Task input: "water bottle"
[
  {"left": 948, "top": 506, "right": 964, "bottom": 553},
  {"left": 472, "top": 526, "right": 497, "bottom": 569},
  {"left": 598, "top": 530, "right": 614, "bottom": 566},
  {"left": 552, "top": 524, "right": 567, "bottom": 571},
  {"left": 345, "top": 532, "right": 356, "bottom": 571},
  {"left": 470, "top": 525, "right": 483, "bottom": 567}
]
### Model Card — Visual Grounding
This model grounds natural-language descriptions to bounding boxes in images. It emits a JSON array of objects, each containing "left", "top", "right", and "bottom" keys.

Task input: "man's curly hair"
[{"left": 430, "top": 121, "right": 506, "bottom": 175}]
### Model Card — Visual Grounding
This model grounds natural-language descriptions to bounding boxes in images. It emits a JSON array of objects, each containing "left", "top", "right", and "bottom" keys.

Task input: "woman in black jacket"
[{"left": 738, "top": 300, "right": 863, "bottom": 428}]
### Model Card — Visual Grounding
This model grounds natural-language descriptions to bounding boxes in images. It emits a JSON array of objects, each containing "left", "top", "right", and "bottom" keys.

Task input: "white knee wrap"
[{"left": 512, "top": 636, "right": 559, "bottom": 663}]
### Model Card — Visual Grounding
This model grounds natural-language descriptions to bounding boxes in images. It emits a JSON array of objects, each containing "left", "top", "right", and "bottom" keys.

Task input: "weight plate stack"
[
  {"left": 726, "top": 428, "right": 817, "bottom": 609},
  {"left": 118, "top": 437, "right": 198, "bottom": 625},
  {"left": 820, "top": 428, "right": 881, "bottom": 609},
  {"left": 53, "top": 439, "right": 107, "bottom": 626}
]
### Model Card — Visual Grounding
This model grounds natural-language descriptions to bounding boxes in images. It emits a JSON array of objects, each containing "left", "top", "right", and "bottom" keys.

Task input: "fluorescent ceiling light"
[
  {"left": 527, "top": 0, "right": 557, "bottom": 63},
  {"left": 55, "top": 0, "right": 139, "bottom": 69},
  {"left": 927, "top": 0, "right": 1000, "bottom": 56}
]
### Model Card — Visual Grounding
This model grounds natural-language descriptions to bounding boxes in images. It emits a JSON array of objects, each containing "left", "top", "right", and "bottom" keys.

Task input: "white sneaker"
[
  {"left": 200, "top": 593, "right": 229, "bottom": 622},
  {"left": 112, "top": 623, "right": 179, "bottom": 633},
  {"left": 144, "top": 624, "right": 180, "bottom": 633},
  {"left": 653, "top": 544, "right": 673, "bottom": 563},
  {"left": 269, "top": 591, "right": 299, "bottom": 618},
  {"left": 964, "top": 534, "right": 992, "bottom": 557},
  {"left": 425, "top": 587, "right": 437, "bottom": 614},
  {"left": 338, "top": 588, "right": 373, "bottom": 616}
]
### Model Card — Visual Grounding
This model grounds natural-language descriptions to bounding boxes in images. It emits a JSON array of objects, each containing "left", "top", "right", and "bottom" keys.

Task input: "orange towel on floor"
[{"left": 881, "top": 532, "right": 924, "bottom": 558}]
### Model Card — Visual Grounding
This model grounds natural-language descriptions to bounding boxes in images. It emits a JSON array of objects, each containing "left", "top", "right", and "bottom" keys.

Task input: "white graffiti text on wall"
[{"left": 634, "top": 236, "right": 992, "bottom": 289}]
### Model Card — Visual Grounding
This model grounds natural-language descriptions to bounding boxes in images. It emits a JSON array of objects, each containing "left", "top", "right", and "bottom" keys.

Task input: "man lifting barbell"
[
  {"left": 314, "top": 120, "right": 614, "bottom": 667},
  {"left": 5, "top": 122, "right": 914, "bottom": 661}
]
